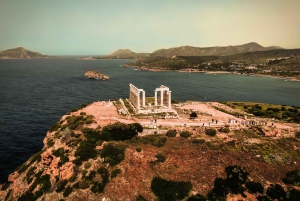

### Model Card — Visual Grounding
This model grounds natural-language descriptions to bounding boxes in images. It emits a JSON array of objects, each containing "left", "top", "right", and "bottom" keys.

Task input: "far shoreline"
[{"left": 122, "top": 64, "right": 300, "bottom": 82}]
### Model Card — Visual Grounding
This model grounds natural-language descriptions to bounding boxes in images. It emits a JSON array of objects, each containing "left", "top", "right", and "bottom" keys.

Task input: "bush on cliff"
[
  {"left": 166, "top": 129, "right": 177, "bottom": 137},
  {"left": 49, "top": 122, "right": 60, "bottom": 132},
  {"left": 100, "top": 142, "right": 126, "bottom": 166},
  {"left": 101, "top": 122, "right": 142, "bottom": 141},
  {"left": 75, "top": 141, "right": 97, "bottom": 162},
  {"left": 180, "top": 131, "right": 192, "bottom": 138},
  {"left": 282, "top": 170, "right": 300, "bottom": 186},
  {"left": 205, "top": 128, "right": 217, "bottom": 136},
  {"left": 155, "top": 152, "right": 167, "bottom": 163},
  {"left": 135, "top": 135, "right": 167, "bottom": 147},
  {"left": 151, "top": 177, "right": 192, "bottom": 200}
]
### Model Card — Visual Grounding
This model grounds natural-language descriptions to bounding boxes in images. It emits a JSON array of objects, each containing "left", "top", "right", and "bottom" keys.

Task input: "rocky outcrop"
[
  {"left": 0, "top": 47, "right": 49, "bottom": 59},
  {"left": 84, "top": 70, "right": 109, "bottom": 80}
]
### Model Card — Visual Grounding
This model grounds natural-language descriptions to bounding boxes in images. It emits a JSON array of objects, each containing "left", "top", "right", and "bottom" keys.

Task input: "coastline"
[{"left": 122, "top": 64, "right": 300, "bottom": 81}]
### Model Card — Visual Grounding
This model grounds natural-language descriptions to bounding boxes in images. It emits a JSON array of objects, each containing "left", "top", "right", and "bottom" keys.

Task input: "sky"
[{"left": 0, "top": 0, "right": 300, "bottom": 55}]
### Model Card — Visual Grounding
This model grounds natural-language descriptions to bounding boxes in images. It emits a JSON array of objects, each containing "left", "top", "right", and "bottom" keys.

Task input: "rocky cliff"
[
  {"left": 0, "top": 101, "right": 300, "bottom": 201},
  {"left": 84, "top": 70, "right": 109, "bottom": 80},
  {"left": 0, "top": 47, "right": 49, "bottom": 59}
]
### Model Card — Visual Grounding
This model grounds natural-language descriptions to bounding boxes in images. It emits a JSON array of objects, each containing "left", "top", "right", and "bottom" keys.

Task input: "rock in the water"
[{"left": 84, "top": 70, "right": 109, "bottom": 80}]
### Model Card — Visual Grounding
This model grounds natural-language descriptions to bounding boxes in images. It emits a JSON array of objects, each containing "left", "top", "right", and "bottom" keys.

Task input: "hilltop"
[
  {"left": 0, "top": 100, "right": 300, "bottom": 200},
  {"left": 151, "top": 42, "right": 283, "bottom": 57},
  {"left": 102, "top": 42, "right": 282, "bottom": 59},
  {"left": 93, "top": 49, "right": 149, "bottom": 59},
  {"left": 0, "top": 47, "right": 49, "bottom": 59}
]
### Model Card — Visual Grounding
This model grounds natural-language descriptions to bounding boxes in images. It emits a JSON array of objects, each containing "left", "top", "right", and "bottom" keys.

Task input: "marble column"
[
  {"left": 161, "top": 90, "right": 164, "bottom": 106},
  {"left": 168, "top": 91, "right": 171, "bottom": 108},
  {"left": 142, "top": 90, "right": 145, "bottom": 107},
  {"left": 154, "top": 90, "right": 157, "bottom": 106}
]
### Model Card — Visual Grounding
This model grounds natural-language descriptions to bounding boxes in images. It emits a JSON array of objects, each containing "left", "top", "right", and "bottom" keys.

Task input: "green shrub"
[
  {"left": 166, "top": 130, "right": 177, "bottom": 137},
  {"left": 84, "top": 162, "right": 92, "bottom": 169},
  {"left": 190, "top": 112, "right": 198, "bottom": 118},
  {"left": 283, "top": 170, "right": 300, "bottom": 186},
  {"left": 266, "top": 184, "right": 286, "bottom": 200},
  {"left": 225, "top": 165, "right": 249, "bottom": 194},
  {"left": 91, "top": 167, "right": 109, "bottom": 193},
  {"left": 151, "top": 177, "right": 192, "bottom": 200},
  {"left": 49, "top": 122, "right": 60, "bottom": 132},
  {"left": 111, "top": 169, "right": 121, "bottom": 178},
  {"left": 100, "top": 142, "right": 126, "bottom": 166},
  {"left": 223, "top": 127, "right": 230, "bottom": 133},
  {"left": 208, "top": 177, "right": 228, "bottom": 199},
  {"left": 131, "top": 122, "right": 143, "bottom": 133},
  {"left": 295, "top": 131, "right": 300, "bottom": 139},
  {"left": 75, "top": 141, "right": 97, "bottom": 162},
  {"left": 246, "top": 181, "right": 264, "bottom": 194},
  {"left": 63, "top": 186, "right": 73, "bottom": 197},
  {"left": 97, "top": 167, "right": 109, "bottom": 184},
  {"left": 85, "top": 171, "right": 96, "bottom": 181},
  {"left": 52, "top": 148, "right": 65, "bottom": 157},
  {"left": 58, "top": 155, "right": 69, "bottom": 167},
  {"left": 287, "top": 188, "right": 300, "bottom": 200},
  {"left": 180, "top": 131, "right": 192, "bottom": 138},
  {"left": 80, "top": 112, "right": 86, "bottom": 115},
  {"left": 71, "top": 108, "right": 78, "bottom": 112},
  {"left": 102, "top": 122, "right": 141, "bottom": 141},
  {"left": 137, "top": 135, "right": 167, "bottom": 147},
  {"left": 192, "top": 139, "right": 206, "bottom": 144},
  {"left": 1, "top": 182, "right": 12, "bottom": 191},
  {"left": 96, "top": 140, "right": 103, "bottom": 146},
  {"left": 81, "top": 103, "right": 88, "bottom": 108},
  {"left": 155, "top": 152, "right": 167, "bottom": 163},
  {"left": 257, "top": 195, "right": 272, "bottom": 201},
  {"left": 47, "top": 139, "right": 55, "bottom": 147},
  {"left": 82, "top": 128, "right": 102, "bottom": 143},
  {"left": 56, "top": 180, "right": 68, "bottom": 192},
  {"left": 79, "top": 180, "right": 90, "bottom": 189},
  {"left": 187, "top": 194, "right": 206, "bottom": 201},
  {"left": 136, "top": 147, "right": 142, "bottom": 152},
  {"left": 69, "top": 174, "right": 77, "bottom": 183},
  {"left": 26, "top": 167, "right": 36, "bottom": 183},
  {"left": 205, "top": 128, "right": 217, "bottom": 136},
  {"left": 81, "top": 169, "right": 88, "bottom": 177},
  {"left": 4, "top": 189, "right": 12, "bottom": 201},
  {"left": 91, "top": 182, "right": 105, "bottom": 193}
]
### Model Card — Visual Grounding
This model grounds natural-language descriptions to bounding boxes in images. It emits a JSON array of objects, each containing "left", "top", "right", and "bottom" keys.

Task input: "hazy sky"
[{"left": 0, "top": 0, "right": 299, "bottom": 55}]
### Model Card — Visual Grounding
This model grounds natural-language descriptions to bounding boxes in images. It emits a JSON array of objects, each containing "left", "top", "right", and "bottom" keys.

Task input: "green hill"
[{"left": 0, "top": 47, "right": 49, "bottom": 59}]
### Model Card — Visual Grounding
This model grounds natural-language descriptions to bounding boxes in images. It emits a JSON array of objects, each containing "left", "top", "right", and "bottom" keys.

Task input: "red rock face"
[
  {"left": 8, "top": 172, "right": 19, "bottom": 182},
  {"left": 41, "top": 151, "right": 53, "bottom": 166}
]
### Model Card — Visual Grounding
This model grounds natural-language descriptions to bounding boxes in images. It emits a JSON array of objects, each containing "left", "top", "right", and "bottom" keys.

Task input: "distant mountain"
[
  {"left": 151, "top": 42, "right": 284, "bottom": 57},
  {"left": 0, "top": 47, "right": 49, "bottom": 59},
  {"left": 108, "top": 49, "right": 149, "bottom": 58}
]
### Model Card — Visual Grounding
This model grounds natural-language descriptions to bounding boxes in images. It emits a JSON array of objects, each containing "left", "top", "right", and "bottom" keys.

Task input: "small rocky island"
[{"left": 84, "top": 70, "right": 109, "bottom": 80}]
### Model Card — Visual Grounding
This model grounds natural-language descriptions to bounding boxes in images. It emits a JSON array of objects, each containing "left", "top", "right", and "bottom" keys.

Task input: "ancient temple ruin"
[
  {"left": 154, "top": 85, "right": 171, "bottom": 108},
  {"left": 129, "top": 84, "right": 145, "bottom": 111},
  {"left": 128, "top": 84, "right": 175, "bottom": 115}
]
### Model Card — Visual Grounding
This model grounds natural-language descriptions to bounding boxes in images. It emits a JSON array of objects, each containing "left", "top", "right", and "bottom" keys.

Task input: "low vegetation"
[
  {"left": 223, "top": 102, "right": 300, "bottom": 122},
  {"left": 151, "top": 177, "right": 192, "bottom": 200}
]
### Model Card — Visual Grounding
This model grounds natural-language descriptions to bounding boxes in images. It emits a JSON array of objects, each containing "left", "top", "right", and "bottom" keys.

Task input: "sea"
[{"left": 0, "top": 57, "right": 300, "bottom": 183}]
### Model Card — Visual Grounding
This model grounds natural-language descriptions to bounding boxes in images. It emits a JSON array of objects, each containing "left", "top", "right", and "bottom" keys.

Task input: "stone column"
[
  {"left": 168, "top": 91, "right": 172, "bottom": 108},
  {"left": 137, "top": 91, "right": 140, "bottom": 110},
  {"left": 154, "top": 90, "right": 157, "bottom": 106},
  {"left": 142, "top": 91, "right": 145, "bottom": 107},
  {"left": 161, "top": 90, "right": 164, "bottom": 106}
]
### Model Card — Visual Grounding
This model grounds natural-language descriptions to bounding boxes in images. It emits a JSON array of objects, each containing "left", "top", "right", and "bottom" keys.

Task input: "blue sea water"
[{"left": 0, "top": 57, "right": 299, "bottom": 183}]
